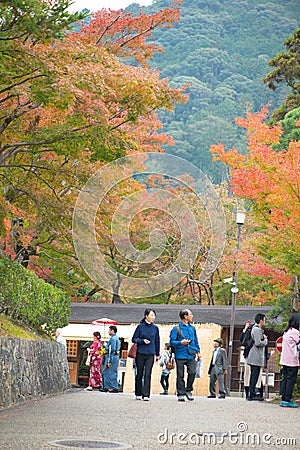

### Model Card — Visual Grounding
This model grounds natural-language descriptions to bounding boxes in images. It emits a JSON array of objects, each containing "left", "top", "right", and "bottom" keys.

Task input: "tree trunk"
[
  {"left": 112, "top": 292, "right": 123, "bottom": 303},
  {"left": 112, "top": 273, "right": 123, "bottom": 303},
  {"left": 292, "top": 274, "right": 299, "bottom": 312}
]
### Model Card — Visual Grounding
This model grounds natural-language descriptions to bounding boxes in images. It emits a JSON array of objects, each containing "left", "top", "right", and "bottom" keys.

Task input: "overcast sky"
[{"left": 69, "top": 0, "right": 153, "bottom": 12}]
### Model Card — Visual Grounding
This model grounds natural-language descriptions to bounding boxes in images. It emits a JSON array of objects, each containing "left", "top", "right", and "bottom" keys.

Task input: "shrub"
[{"left": 0, "top": 256, "right": 70, "bottom": 334}]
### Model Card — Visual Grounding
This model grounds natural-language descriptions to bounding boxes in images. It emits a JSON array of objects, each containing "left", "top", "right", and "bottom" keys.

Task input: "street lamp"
[{"left": 226, "top": 210, "right": 246, "bottom": 396}]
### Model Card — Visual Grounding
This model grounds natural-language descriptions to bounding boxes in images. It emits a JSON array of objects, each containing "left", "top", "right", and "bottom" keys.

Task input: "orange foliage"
[
  {"left": 81, "top": 1, "right": 182, "bottom": 65},
  {"left": 211, "top": 107, "right": 300, "bottom": 278},
  {"left": 1, "top": 2, "right": 187, "bottom": 287}
]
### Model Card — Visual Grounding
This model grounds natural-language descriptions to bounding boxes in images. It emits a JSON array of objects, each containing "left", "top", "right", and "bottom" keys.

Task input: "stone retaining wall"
[{"left": 0, "top": 337, "right": 70, "bottom": 408}]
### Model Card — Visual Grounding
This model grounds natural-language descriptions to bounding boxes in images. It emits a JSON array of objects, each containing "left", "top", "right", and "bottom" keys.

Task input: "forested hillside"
[{"left": 126, "top": 0, "right": 299, "bottom": 182}]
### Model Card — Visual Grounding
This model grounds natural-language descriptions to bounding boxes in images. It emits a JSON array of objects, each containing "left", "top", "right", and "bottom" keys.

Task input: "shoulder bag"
[{"left": 128, "top": 342, "right": 137, "bottom": 359}]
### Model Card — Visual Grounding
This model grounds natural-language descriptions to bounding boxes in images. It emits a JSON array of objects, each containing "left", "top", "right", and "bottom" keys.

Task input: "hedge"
[{"left": 0, "top": 256, "right": 70, "bottom": 334}]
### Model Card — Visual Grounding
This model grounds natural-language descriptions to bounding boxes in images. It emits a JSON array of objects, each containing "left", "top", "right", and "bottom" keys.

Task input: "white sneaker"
[
  {"left": 84, "top": 386, "right": 93, "bottom": 391},
  {"left": 135, "top": 396, "right": 142, "bottom": 400},
  {"left": 143, "top": 397, "right": 150, "bottom": 401}
]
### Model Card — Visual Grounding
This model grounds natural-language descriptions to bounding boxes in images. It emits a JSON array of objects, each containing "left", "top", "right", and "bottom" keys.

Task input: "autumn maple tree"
[
  {"left": 0, "top": 0, "right": 187, "bottom": 293},
  {"left": 211, "top": 107, "right": 300, "bottom": 309}
]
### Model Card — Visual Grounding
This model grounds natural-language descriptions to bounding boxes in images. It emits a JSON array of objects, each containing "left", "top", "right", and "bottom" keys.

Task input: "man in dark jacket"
[
  {"left": 170, "top": 309, "right": 201, "bottom": 402},
  {"left": 207, "top": 338, "right": 227, "bottom": 399}
]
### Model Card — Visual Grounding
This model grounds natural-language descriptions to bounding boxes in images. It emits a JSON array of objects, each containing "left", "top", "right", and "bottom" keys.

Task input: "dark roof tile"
[{"left": 70, "top": 303, "right": 274, "bottom": 327}]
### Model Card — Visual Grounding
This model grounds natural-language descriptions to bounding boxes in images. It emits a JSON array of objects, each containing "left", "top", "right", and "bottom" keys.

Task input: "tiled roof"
[{"left": 70, "top": 303, "right": 274, "bottom": 327}]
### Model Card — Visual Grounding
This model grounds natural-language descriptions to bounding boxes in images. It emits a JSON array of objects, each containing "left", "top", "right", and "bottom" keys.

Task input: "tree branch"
[{"left": 95, "top": 15, "right": 121, "bottom": 45}]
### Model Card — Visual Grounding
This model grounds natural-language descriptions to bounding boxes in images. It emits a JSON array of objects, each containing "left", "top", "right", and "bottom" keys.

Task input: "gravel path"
[{"left": 0, "top": 389, "right": 299, "bottom": 449}]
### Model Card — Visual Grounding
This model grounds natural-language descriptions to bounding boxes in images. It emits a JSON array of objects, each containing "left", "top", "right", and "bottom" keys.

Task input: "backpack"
[
  {"left": 159, "top": 351, "right": 175, "bottom": 370},
  {"left": 166, "top": 355, "right": 175, "bottom": 370},
  {"left": 242, "top": 325, "right": 254, "bottom": 357}
]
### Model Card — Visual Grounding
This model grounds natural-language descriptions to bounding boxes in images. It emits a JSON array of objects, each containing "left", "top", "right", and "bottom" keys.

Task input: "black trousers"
[
  {"left": 135, "top": 353, "right": 154, "bottom": 398},
  {"left": 280, "top": 365, "right": 298, "bottom": 402},
  {"left": 249, "top": 364, "right": 261, "bottom": 398},
  {"left": 175, "top": 358, "right": 196, "bottom": 396},
  {"left": 160, "top": 373, "right": 170, "bottom": 392}
]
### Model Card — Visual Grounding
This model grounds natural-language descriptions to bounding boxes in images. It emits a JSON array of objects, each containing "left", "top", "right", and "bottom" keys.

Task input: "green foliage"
[
  {"left": 0, "top": 0, "right": 85, "bottom": 42},
  {"left": 263, "top": 28, "right": 300, "bottom": 122},
  {"left": 0, "top": 313, "right": 50, "bottom": 340},
  {"left": 0, "top": 197, "right": 6, "bottom": 238},
  {"left": 0, "top": 0, "right": 87, "bottom": 106},
  {"left": 275, "top": 107, "right": 300, "bottom": 150},
  {"left": 137, "top": 0, "right": 300, "bottom": 181},
  {"left": 265, "top": 295, "right": 294, "bottom": 332},
  {"left": 0, "top": 255, "right": 70, "bottom": 333}
]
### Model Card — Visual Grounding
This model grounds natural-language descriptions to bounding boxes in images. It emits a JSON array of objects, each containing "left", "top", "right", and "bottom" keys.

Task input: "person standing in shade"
[
  {"left": 279, "top": 314, "right": 300, "bottom": 408},
  {"left": 170, "top": 309, "right": 201, "bottom": 402},
  {"left": 207, "top": 338, "right": 227, "bottom": 399},
  {"left": 101, "top": 325, "right": 121, "bottom": 393},
  {"left": 247, "top": 313, "right": 268, "bottom": 401},
  {"left": 132, "top": 308, "right": 160, "bottom": 401}
]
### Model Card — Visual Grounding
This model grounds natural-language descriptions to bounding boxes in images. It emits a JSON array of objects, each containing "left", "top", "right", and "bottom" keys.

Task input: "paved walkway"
[{"left": 0, "top": 389, "right": 299, "bottom": 449}]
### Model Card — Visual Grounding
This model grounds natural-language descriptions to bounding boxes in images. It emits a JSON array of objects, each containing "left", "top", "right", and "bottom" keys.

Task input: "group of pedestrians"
[
  {"left": 67, "top": 306, "right": 299, "bottom": 407},
  {"left": 240, "top": 312, "right": 299, "bottom": 408},
  {"left": 84, "top": 326, "right": 121, "bottom": 393},
  {"left": 131, "top": 307, "right": 227, "bottom": 402},
  {"left": 131, "top": 308, "right": 299, "bottom": 407},
  {"left": 130, "top": 308, "right": 202, "bottom": 401}
]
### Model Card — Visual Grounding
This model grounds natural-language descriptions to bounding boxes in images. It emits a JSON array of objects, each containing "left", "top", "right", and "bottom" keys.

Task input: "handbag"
[
  {"left": 195, "top": 358, "right": 204, "bottom": 378},
  {"left": 128, "top": 342, "right": 137, "bottom": 359},
  {"left": 85, "top": 349, "right": 91, "bottom": 366}
]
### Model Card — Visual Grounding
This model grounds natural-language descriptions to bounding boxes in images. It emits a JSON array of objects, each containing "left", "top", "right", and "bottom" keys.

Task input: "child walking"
[{"left": 159, "top": 343, "right": 172, "bottom": 395}]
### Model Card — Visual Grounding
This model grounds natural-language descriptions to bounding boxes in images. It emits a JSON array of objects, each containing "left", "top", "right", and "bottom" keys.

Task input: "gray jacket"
[
  {"left": 247, "top": 324, "right": 268, "bottom": 367},
  {"left": 208, "top": 347, "right": 227, "bottom": 375}
]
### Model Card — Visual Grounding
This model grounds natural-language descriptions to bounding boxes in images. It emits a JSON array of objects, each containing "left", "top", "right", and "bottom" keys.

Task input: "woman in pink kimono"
[{"left": 85, "top": 331, "right": 103, "bottom": 390}]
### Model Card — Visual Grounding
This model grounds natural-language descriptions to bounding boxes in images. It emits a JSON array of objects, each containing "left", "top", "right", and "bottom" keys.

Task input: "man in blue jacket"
[{"left": 170, "top": 309, "right": 201, "bottom": 401}]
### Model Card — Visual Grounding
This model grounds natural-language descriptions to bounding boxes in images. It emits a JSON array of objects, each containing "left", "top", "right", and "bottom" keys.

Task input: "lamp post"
[{"left": 226, "top": 210, "right": 246, "bottom": 396}]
